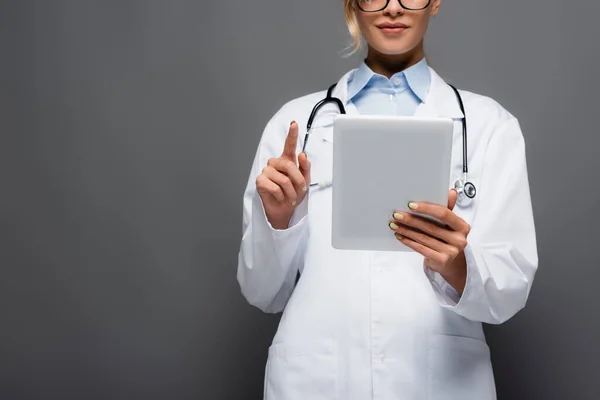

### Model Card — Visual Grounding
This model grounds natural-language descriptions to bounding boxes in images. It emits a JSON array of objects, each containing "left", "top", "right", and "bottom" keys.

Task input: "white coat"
[{"left": 237, "top": 67, "right": 538, "bottom": 400}]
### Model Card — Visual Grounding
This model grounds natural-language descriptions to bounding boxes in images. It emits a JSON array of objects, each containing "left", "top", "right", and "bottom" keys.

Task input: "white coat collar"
[{"left": 328, "top": 66, "right": 464, "bottom": 119}]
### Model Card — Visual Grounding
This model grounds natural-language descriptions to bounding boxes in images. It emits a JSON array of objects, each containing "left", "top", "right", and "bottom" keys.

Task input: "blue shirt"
[{"left": 347, "top": 57, "right": 431, "bottom": 116}]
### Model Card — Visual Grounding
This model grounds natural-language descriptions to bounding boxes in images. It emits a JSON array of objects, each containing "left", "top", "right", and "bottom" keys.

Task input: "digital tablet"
[{"left": 331, "top": 115, "right": 454, "bottom": 252}]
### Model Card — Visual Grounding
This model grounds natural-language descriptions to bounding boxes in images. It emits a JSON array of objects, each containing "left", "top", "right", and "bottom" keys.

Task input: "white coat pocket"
[
  {"left": 428, "top": 334, "right": 496, "bottom": 400},
  {"left": 265, "top": 341, "right": 337, "bottom": 400}
]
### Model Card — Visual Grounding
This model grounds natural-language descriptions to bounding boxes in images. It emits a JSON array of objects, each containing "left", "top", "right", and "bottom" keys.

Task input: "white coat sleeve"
[
  {"left": 236, "top": 115, "right": 310, "bottom": 314},
  {"left": 425, "top": 116, "right": 538, "bottom": 324}
]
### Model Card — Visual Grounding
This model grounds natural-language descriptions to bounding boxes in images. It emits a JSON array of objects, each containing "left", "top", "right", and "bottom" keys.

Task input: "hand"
[
  {"left": 388, "top": 189, "right": 470, "bottom": 294},
  {"left": 256, "top": 121, "right": 311, "bottom": 230}
]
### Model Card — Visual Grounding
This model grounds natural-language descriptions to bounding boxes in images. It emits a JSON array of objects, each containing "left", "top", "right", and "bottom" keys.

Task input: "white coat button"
[{"left": 393, "top": 77, "right": 401, "bottom": 85}]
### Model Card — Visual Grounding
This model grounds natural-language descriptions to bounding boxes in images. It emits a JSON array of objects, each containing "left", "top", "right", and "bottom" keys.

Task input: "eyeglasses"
[{"left": 355, "top": 0, "right": 431, "bottom": 12}]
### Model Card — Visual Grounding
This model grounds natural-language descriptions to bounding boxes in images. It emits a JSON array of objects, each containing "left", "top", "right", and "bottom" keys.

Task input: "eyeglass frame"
[{"left": 355, "top": 0, "right": 432, "bottom": 12}]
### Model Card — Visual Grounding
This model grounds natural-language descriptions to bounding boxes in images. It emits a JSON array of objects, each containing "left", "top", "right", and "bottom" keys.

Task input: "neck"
[{"left": 364, "top": 42, "right": 425, "bottom": 78}]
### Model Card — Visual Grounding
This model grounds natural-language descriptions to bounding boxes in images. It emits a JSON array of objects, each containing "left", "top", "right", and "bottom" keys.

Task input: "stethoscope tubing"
[{"left": 302, "top": 82, "right": 476, "bottom": 204}]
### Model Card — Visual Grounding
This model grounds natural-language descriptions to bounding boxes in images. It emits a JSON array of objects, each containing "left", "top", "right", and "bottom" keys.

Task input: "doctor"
[{"left": 237, "top": 0, "right": 538, "bottom": 399}]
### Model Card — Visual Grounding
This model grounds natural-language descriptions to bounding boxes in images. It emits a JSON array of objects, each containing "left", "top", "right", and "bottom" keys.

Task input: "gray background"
[{"left": 0, "top": 0, "right": 598, "bottom": 399}]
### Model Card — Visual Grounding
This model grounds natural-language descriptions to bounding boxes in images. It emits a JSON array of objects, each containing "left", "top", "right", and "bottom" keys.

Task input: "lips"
[{"left": 377, "top": 22, "right": 409, "bottom": 29}]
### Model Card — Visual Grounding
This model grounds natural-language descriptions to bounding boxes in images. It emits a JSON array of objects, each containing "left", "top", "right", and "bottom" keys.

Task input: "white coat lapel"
[
  {"left": 414, "top": 68, "right": 464, "bottom": 119},
  {"left": 312, "top": 71, "right": 360, "bottom": 143}
]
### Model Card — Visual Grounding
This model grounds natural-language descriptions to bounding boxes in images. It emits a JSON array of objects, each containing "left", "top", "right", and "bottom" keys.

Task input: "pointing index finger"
[{"left": 282, "top": 121, "right": 299, "bottom": 161}]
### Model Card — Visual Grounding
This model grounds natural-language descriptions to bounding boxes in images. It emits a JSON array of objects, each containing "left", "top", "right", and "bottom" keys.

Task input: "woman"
[{"left": 237, "top": 0, "right": 538, "bottom": 398}]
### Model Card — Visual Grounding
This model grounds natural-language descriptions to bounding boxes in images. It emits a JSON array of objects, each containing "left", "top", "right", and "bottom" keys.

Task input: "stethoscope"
[{"left": 301, "top": 82, "right": 477, "bottom": 206}]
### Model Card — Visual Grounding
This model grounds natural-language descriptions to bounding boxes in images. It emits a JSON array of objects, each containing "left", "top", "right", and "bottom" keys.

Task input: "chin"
[
  {"left": 371, "top": 43, "right": 415, "bottom": 56},
  {"left": 367, "top": 34, "right": 419, "bottom": 57}
]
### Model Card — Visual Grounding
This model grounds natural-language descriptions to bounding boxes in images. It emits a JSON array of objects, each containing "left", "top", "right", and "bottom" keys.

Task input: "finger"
[
  {"left": 269, "top": 158, "right": 307, "bottom": 195},
  {"left": 256, "top": 174, "right": 286, "bottom": 202},
  {"left": 281, "top": 121, "right": 299, "bottom": 161},
  {"left": 406, "top": 201, "right": 470, "bottom": 233},
  {"left": 390, "top": 221, "right": 454, "bottom": 254},
  {"left": 448, "top": 189, "right": 457, "bottom": 211},
  {"left": 392, "top": 211, "right": 451, "bottom": 243},
  {"left": 394, "top": 234, "right": 445, "bottom": 264},
  {"left": 392, "top": 211, "right": 467, "bottom": 248},
  {"left": 298, "top": 151, "right": 311, "bottom": 190},
  {"left": 263, "top": 167, "right": 298, "bottom": 205}
]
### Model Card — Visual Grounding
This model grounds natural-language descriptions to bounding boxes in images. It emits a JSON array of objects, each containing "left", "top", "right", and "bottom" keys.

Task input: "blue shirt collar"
[{"left": 347, "top": 57, "right": 431, "bottom": 103}]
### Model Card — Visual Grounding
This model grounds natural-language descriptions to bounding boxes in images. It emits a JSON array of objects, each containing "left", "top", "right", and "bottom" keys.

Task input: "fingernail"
[
  {"left": 290, "top": 120, "right": 296, "bottom": 126},
  {"left": 395, "top": 233, "right": 404, "bottom": 240},
  {"left": 302, "top": 186, "right": 307, "bottom": 192},
  {"left": 408, "top": 202, "right": 418, "bottom": 210},
  {"left": 291, "top": 200, "right": 296, "bottom": 206},
  {"left": 393, "top": 212, "right": 403, "bottom": 220},
  {"left": 389, "top": 222, "right": 399, "bottom": 230}
]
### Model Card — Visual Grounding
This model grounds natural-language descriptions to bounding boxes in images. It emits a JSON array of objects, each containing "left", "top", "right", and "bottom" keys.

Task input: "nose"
[{"left": 383, "top": 0, "right": 405, "bottom": 16}]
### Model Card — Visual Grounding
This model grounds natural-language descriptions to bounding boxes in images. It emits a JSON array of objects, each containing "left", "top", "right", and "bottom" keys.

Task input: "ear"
[{"left": 430, "top": 0, "right": 442, "bottom": 17}]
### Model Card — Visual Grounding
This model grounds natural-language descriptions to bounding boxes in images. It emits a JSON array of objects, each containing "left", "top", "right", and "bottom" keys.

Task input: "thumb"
[
  {"left": 448, "top": 189, "right": 458, "bottom": 210},
  {"left": 298, "top": 151, "right": 311, "bottom": 187}
]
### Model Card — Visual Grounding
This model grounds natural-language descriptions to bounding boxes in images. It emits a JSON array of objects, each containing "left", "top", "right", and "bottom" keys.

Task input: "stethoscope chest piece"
[{"left": 454, "top": 178, "right": 477, "bottom": 206}]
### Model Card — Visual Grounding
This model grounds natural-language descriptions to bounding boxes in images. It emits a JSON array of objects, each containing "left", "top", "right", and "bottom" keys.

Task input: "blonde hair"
[{"left": 343, "top": 0, "right": 362, "bottom": 56}]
